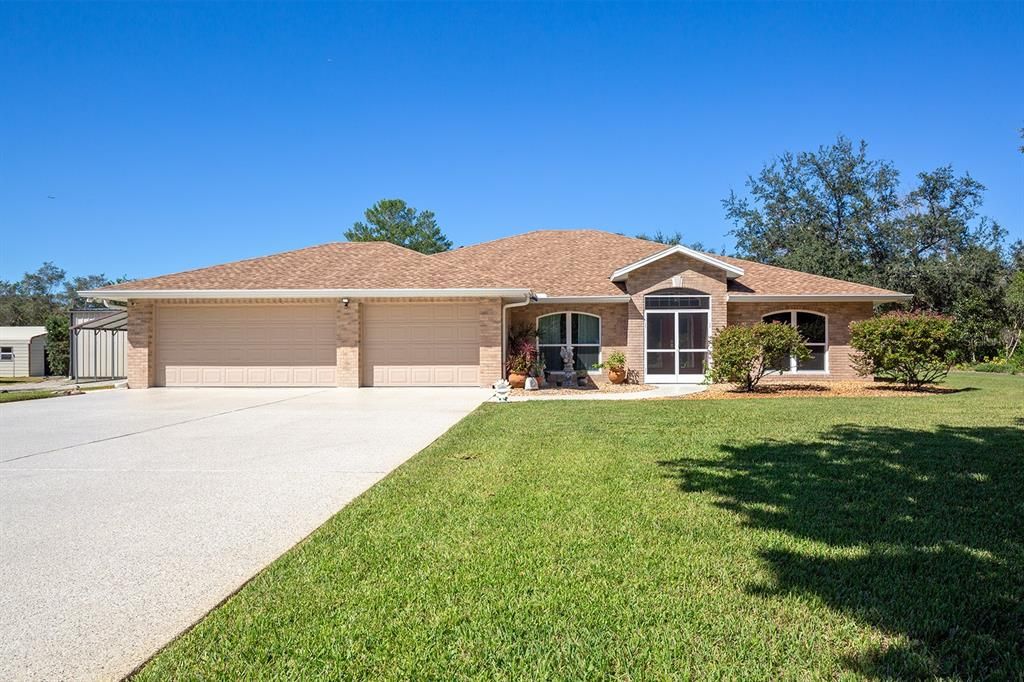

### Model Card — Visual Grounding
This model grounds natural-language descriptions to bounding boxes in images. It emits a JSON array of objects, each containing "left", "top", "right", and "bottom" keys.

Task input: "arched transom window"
[
  {"left": 762, "top": 311, "right": 828, "bottom": 372},
  {"left": 536, "top": 312, "right": 601, "bottom": 372}
]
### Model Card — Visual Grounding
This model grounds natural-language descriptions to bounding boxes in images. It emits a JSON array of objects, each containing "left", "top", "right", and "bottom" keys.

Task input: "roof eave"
[
  {"left": 79, "top": 287, "right": 533, "bottom": 301},
  {"left": 610, "top": 245, "right": 745, "bottom": 282},
  {"left": 533, "top": 294, "right": 632, "bottom": 304},
  {"left": 727, "top": 293, "right": 913, "bottom": 303}
]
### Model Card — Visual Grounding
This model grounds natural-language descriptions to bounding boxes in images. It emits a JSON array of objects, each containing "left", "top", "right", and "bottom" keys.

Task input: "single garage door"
[
  {"left": 156, "top": 304, "right": 336, "bottom": 387},
  {"left": 362, "top": 303, "right": 479, "bottom": 386}
]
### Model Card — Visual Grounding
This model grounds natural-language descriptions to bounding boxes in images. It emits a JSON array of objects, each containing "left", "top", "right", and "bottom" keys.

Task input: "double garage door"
[
  {"left": 155, "top": 303, "right": 480, "bottom": 387},
  {"left": 156, "top": 305, "right": 337, "bottom": 387}
]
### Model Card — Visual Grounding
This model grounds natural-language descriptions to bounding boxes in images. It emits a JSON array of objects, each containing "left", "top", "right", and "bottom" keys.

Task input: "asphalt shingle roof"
[{"left": 94, "top": 229, "right": 907, "bottom": 298}]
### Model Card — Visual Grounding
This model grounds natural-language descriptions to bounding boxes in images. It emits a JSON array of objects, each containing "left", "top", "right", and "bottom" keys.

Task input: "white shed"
[{"left": 0, "top": 327, "right": 48, "bottom": 378}]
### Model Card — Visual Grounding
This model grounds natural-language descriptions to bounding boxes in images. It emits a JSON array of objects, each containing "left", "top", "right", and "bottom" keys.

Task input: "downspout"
[{"left": 501, "top": 294, "right": 533, "bottom": 380}]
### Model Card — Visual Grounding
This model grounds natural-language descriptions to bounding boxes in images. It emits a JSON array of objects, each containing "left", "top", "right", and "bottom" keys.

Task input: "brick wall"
[
  {"left": 478, "top": 298, "right": 502, "bottom": 387},
  {"left": 336, "top": 300, "right": 359, "bottom": 387},
  {"left": 126, "top": 300, "right": 154, "bottom": 388},
  {"left": 508, "top": 302, "right": 628, "bottom": 377},
  {"left": 624, "top": 254, "right": 729, "bottom": 376},
  {"left": 727, "top": 301, "right": 874, "bottom": 380}
]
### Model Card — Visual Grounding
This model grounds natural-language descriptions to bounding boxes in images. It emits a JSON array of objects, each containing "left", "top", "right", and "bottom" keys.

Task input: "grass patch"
[
  {"left": 0, "top": 390, "right": 61, "bottom": 403},
  {"left": 0, "top": 385, "right": 114, "bottom": 403},
  {"left": 137, "top": 373, "right": 1024, "bottom": 680},
  {"left": 0, "top": 376, "right": 46, "bottom": 384}
]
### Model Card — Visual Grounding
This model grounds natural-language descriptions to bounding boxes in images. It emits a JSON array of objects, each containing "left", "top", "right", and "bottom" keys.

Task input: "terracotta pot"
[
  {"left": 508, "top": 372, "right": 527, "bottom": 389},
  {"left": 607, "top": 367, "right": 627, "bottom": 384}
]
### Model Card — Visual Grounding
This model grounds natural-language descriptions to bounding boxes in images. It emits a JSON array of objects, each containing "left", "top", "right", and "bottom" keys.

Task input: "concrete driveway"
[{"left": 0, "top": 387, "right": 487, "bottom": 681}]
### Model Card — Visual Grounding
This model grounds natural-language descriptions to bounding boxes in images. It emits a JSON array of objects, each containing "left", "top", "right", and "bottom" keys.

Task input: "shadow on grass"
[{"left": 659, "top": 423, "right": 1024, "bottom": 678}]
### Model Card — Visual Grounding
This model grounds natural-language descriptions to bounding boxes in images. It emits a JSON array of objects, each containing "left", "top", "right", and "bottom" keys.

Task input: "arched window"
[
  {"left": 762, "top": 311, "right": 828, "bottom": 372},
  {"left": 536, "top": 312, "right": 601, "bottom": 372}
]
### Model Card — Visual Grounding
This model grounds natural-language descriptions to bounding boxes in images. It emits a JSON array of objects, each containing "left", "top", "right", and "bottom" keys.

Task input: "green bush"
[
  {"left": 44, "top": 313, "right": 70, "bottom": 376},
  {"left": 709, "top": 322, "right": 809, "bottom": 391},
  {"left": 970, "top": 355, "right": 1022, "bottom": 375},
  {"left": 850, "top": 312, "right": 958, "bottom": 389}
]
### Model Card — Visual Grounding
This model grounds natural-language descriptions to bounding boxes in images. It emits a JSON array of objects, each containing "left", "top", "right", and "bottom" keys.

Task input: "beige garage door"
[
  {"left": 362, "top": 303, "right": 479, "bottom": 386},
  {"left": 156, "top": 304, "right": 336, "bottom": 387}
]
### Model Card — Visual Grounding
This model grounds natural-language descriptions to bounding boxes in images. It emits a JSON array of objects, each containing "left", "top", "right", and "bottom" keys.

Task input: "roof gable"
[{"left": 609, "top": 244, "right": 744, "bottom": 281}]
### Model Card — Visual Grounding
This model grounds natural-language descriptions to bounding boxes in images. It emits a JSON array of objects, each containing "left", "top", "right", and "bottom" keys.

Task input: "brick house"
[{"left": 81, "top": 230, "right": 910, "bottom": 388}]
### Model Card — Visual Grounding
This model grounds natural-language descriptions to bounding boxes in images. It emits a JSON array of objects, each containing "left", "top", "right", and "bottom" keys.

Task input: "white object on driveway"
[{"left": 0, "top": 386, "right": 487, "bottom": 681}]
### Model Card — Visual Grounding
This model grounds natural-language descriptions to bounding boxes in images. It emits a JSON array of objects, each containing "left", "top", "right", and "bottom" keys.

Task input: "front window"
[
  {"left": 537, "top": 312, "right": 601, "bottom": 371},
  {"left": 0, "top": 346, "right": 12, "bottom": 361},
  {"left": 762, "top": 311, "right": 827, "bottom": 372}
]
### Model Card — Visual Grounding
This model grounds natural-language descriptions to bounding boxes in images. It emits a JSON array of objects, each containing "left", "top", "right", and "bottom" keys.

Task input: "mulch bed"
[
  {"left": 509, "top": 380, "right": 654, "bottom": 397},
  {"left": 679, "top": 380, "right": 961, "bottom": 400}
]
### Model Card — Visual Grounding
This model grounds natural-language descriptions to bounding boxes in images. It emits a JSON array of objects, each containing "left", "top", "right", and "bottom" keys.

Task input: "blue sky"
[{"left": 1, "top": 2, "right": 1021, "bottom": 281}]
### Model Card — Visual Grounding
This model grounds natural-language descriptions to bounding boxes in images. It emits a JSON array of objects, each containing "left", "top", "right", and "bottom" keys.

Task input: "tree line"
[
  {"left": 639, "top": 134, "right": 1023, "bottom": 363},
  {"left": 720, "top": 134, "right": 1023, "bottom": 362},
  {"left": 0, "top": 265, "right": 127, "bottom": 375},
  {"left": 0, "top": 264, "right": 124, "bottom": 327}
]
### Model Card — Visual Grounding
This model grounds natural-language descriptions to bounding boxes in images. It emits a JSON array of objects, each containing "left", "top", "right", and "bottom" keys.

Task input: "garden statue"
[{"left": 560, "top": 344, "right": 576, "bottom": 388}]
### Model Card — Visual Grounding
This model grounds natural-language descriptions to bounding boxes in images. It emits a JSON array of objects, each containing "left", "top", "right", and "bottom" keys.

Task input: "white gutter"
[
  {"left": 533, "top": 294, "right": 631, "bottom": 304},
  {"left": 727, "top": 294, "right": 913, "bottom": 303},
  {"left": 501, "top": 294, "right": 533, "bottom": 383},
  {"left": 79, "top": 287, "right": 532, "bottom": 301}
]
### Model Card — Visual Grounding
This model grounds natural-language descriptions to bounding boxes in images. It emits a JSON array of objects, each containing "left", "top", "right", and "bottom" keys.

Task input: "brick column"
[
  {"left": 126, "top": 300, "right": 155, "bottom": 388},
  {"left": 625, "top": 299, "right": 644, "bottom": 376},
  {"left": 336, "top": 300, "right": 360, "bottom": 387},
  {"left": 479, "top": 298, "right": 502, "bottom": 387}
]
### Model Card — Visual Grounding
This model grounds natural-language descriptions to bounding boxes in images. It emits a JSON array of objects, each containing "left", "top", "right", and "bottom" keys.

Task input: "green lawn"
[
  {"left": 0, "top": 376, "right": 46, "bottom": 384},
  {"left": 0, "top": 389, "right": 61, "bottom": 403},
  {"left": 138, "top": 373, "right": 1024, "bottom": 680},
  {"left": 0, "top": 385, "right": 112, "bottom": 403}
]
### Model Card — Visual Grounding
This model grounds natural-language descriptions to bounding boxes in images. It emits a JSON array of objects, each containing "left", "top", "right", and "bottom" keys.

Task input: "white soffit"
[{"left": 727, "top": 294, "right": 914, "bottom": 303}]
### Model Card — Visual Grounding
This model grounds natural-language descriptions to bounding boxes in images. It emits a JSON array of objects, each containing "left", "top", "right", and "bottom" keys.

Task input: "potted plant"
[
  {"left": 593, "top": 351, "right": 627, "bottom": 384},
  {"left": 532, "top": 354, "right": 547, "bottom": 387},
  {"left": 506, "top": 339, "right": 536, "bottom": 389},
  {"left": 506, "top": 324, "right": 538, "bottom": 389}
]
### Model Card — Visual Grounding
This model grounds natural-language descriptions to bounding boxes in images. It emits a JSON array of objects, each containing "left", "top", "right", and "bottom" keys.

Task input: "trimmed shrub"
[
  {"left": 709, "top": 322, "right": 809, "bottom": 391},
  {"left": 44, "top": 313, "right": 69, "bottom": 376},
  {"left": 850, "top": 312, "right": 958, "bottom": 389}
]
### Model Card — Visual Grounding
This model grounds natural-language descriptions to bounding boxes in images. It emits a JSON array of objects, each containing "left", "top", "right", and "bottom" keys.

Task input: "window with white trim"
[
  {"left": 762, "top": 311, "right": 827, "bottom": 372},
  {"left": 0, "top": 346, "right": 12, "bottom": 361},
  {"left": 537, "top": 312, "right": 601, "bottom": 372}
]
